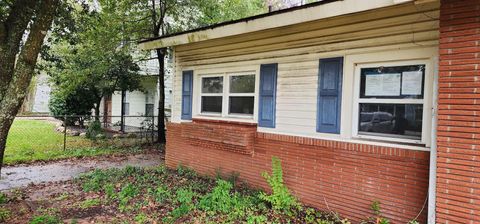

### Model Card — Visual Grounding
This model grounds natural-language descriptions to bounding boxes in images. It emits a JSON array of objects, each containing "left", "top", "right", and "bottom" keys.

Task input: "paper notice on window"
[
  {"left": 402, "top": 71, "right": 423, "bottom": 95},
  {"left": 365, "top": 73, "right": 401, "bottom": 96}
]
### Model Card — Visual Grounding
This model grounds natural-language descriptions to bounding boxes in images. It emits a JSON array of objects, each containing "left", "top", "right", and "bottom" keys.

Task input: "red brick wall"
[
  {"left": 437, "top": 0, "right": 480, "bottom": 223},
  {"left": 166, "top": 120, "right": 429, "bottom": 223}
]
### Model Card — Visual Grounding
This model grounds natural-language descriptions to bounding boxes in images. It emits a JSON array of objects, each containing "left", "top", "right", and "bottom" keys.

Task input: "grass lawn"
[{"left": 4, "top": 119, "right": 144, "bottom": 165}]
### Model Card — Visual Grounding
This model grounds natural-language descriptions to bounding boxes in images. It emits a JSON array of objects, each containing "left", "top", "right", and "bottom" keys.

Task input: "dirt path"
[{"left": 0, "top": 152, "right": 163, "bottom": 191}]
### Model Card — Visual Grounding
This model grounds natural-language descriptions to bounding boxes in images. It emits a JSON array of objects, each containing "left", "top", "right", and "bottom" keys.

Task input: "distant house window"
[
  {"left": 354, "top": 62, "right": 427, "bottom": 144},
  {"left": 199, "top": 72, "right": 256, "bottom": 117},
  {"left": 145, "top": 104, "right": 154, "bottom": 116}
]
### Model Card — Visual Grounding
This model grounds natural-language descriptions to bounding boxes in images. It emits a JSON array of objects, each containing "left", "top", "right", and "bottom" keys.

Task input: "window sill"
[
  {"left": 257, "top": 128, "right": 430, "bottom": 151},
  {"left": 355, "top": 133, "right": 424, "bottom": 145}
]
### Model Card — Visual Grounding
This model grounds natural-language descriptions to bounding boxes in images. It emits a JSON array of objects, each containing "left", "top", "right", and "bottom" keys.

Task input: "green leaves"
[{"left": 259, "top": 157, "right": 299, "bottom": 212}]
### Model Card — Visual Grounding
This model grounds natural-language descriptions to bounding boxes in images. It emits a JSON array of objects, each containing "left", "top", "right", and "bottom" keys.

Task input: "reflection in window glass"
[
  {"left": 201, "top": 96, "right": 222, "bottom": 113},
  {"left": 229, "top": 97, "right": 254, "bottom": 115},
  {"left": 358, "top": 103, "right": 422, "bottom": 139},
  {"left": 202, "top": 77, "right": 223, "bottom": 93},
  {"left": 230, "top": 75, "right": 255, "bottom": 93}
]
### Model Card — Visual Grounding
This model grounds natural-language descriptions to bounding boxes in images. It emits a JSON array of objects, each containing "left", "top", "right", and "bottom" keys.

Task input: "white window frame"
[
  {"left": 352, "top": 59, "right": 433, "bottom": 145},
  {"left": 194, "top": 69, "right": 259, "bottom": 121}
]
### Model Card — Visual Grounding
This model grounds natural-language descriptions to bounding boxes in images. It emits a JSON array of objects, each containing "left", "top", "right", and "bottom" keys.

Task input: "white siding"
[{"left": 170, "top": 1, "right": 439, "bottom": 146}]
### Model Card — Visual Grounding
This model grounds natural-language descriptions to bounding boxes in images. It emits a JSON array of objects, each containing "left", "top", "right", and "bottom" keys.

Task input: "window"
[
  {"left": 145, "top": 104, "right": 154, "bottom": 116},
  {"left": 199, "top": 72, "right": 256, "bottom": 118},
  {"left": 229, "top": 75, "right": 255, "bottom": 115},
  {"left": 201, "top": 76, "right": 223, "bottom": 113},
  {"left": 354, "top": 63, "right": 427, "bottom": 144}
]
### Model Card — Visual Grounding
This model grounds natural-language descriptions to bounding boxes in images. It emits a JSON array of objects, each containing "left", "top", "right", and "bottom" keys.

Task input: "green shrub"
[
  {"left": 259, "top": 157, "right": 298, "bottom": 212},
  {"left": 86, "top": 120, "right": 103, "bottom": 140}
]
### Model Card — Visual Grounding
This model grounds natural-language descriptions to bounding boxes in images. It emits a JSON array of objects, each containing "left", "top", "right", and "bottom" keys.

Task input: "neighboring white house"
[
  {"left": 24, "top": 53, "right": 172, "bottom": 128},
  {"left": 98, "top": 52, "right": 173, "bottom": 130},
  {"left": 31, "top": 72, "right": 52, "bottom": 113}
]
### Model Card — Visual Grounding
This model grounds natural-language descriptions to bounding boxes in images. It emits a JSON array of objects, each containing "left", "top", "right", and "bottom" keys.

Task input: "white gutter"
[{"left": 427, "top": 56, "right": 438, "bottom": 223}]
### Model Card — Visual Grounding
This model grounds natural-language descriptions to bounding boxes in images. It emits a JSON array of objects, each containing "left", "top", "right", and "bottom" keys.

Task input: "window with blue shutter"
[
  {"left": 259, "top": 64, "right": 278, "bottom": 128},
  {"left": 317, "top": 57, "right": 343, "bottom": 133},
  {"left": 181, "top": 70, "right": 193, "bottom": 120}
]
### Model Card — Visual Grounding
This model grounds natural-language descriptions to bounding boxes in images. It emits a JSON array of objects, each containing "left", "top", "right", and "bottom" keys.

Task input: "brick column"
[{"left": 437, "top": 0, "right": 480, "bottom": 223}]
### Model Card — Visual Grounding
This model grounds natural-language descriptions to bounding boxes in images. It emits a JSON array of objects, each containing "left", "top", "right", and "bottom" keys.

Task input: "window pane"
[
  {"left": 360, "top": 64, "right": 425, "bottom": 99},
  {"left": 202, "top": 77, "right": 223, "bottom": 93},
  {"left": 202, "top": 96, "right": 222, "bottom": 113},
  {"left": 358, "top": 103, "right": 422, "bottom": 140},
  {"left": 145, "top": 104, "right": 154, "bottom": 116},
  {"left": 229, "top": 96, "right": 254, "bottom": 115},
  {"left": 230, "top": 75, "right": 255, "bottom": 93}
]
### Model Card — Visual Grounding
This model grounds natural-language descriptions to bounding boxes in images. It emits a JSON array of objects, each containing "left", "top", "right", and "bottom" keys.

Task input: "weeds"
[
  {"left": 29, "top": 214, "right": 62, "bottom": 224},
  {"left": 0, "top": 208, "right": 11, "bottom": 222},
  {"left": 259, "top": 157, "right": 299, "bottom": 212},
  {"left": 360, "top": 201, "right": 391, "bottom": 224},
  {"left": 78, "top": 198, "right": 101, "bottom": 209},
  {"left": 69, "top": 163, "right": 350, "bottom": 223}
]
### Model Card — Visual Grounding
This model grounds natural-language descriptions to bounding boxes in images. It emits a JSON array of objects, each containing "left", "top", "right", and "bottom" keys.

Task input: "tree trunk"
[
  {"left": 156, "top": 48, "right": 166, "bottom": 144},
  {"left": 0, "top": 0, "right": 59, "bottom": 176},
  {"left": 0, "top": 117, "right": 15, "bottom": 176}
]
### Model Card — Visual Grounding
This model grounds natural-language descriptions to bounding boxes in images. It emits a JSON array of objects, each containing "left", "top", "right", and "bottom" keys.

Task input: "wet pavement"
[{"left": 0, "top": 153, "right": 163, "bottom": 191}]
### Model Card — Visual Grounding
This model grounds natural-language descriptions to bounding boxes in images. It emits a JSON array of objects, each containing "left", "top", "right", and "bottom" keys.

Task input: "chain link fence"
[{"left": 6, "top": 115, "right": 163, "bottom": 154}]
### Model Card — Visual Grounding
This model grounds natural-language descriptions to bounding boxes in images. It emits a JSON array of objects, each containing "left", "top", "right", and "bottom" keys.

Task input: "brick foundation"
[
  {"left": 166, "top": 120, "right": 429, "bottom": 223},
  {"left": 437, "top": 0, "right": 480, "bottom": 223}
]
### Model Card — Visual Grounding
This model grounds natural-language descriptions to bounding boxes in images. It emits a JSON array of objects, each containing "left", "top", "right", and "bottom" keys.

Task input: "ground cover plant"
[
  {"left": 4, "top": 119, "right": 149, "bottom": 165},
  {"left": 0, "top": 159, "right": 352, "bottom": 223}
]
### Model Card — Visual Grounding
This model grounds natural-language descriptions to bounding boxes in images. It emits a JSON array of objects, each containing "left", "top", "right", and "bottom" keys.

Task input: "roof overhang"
[{"left": 139, "top": 0, "right": 418, "bottom": 50}]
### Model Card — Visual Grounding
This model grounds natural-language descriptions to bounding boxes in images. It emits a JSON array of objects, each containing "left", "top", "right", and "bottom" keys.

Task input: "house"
[
  {"left": 98, "top": 53, "right": 173, "bottom": 131},
  {"left": 139, "top": 0, "right": 479, "bottom": 223}
]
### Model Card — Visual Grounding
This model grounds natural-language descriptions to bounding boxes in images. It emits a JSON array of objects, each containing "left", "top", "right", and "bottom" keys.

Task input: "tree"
[
  {"left": 114, "top": 0, "right": 266, "bottom": 143},
  {"left": 45, "top": 3, "right": 143, "bottom": 122},
  {"left": 0, "top": 0, "right": 60, "bottom": 174},
  {"left": 49, "top": 84, "right": 98, "bottom": 126}
]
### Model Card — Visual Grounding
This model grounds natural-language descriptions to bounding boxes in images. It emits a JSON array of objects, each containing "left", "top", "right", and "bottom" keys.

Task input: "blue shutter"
[
  {"left": 259, "top": 64, "right": 278, "bottom": 128},
  {"left": 317, "top": 57, "right": 343, "bottom": 133},
  {"left": 181, "top": 70, "right": 193, "bottom": 120}
]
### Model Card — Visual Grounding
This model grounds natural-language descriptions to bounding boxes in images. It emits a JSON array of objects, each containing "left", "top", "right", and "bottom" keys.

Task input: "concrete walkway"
[{"left": 0, "top": 153, "right": 163, "bottom": 191}]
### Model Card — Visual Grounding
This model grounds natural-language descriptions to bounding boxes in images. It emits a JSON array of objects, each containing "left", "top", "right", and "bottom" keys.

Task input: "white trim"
[
  {"left": 342, "top": 48, "right": 437, "bottom": 149},
  {"left": 427, "top": 55, "right": 439, "bottom": 224},
  {"left": 194, "top": 68, "right": 259, "bottom": 121},
  {"left": 351, "top": 59, "right": 433, "bottom": 145}
]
